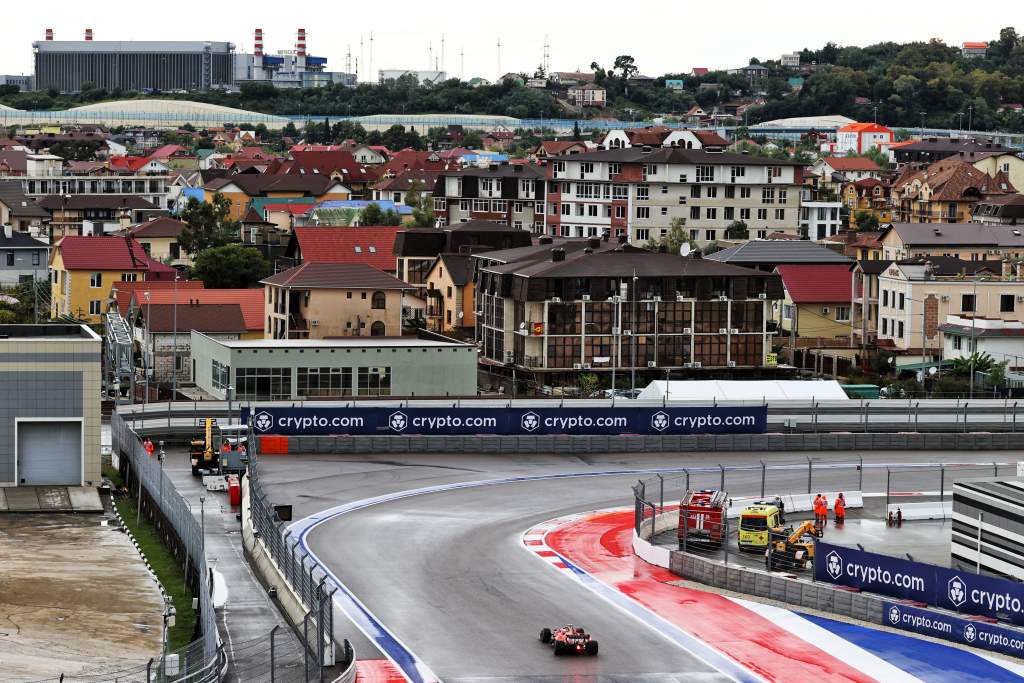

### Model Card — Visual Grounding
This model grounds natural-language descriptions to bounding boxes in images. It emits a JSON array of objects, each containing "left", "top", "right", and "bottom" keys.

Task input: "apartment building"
[
  {"left": 472, "top": 239, "right": 784, "bottom": 385},
  {"left": 876, "top": 257, "right": 1016, "bottom": 360},
  {"left": 544, "top": 147, "right": 803, "bottom": 247},
  {"left": 432, "top": 164, "right": 546, "bottom": 229},
  {"left": 971, "top": 194, "right": 1024, "bottom": 225},
  {"left": 843, "top": 179, "right": 894, "bottom": 227},
  {"left": 878, "top": 223, "right": 1024, "bottom": 261},
  {"left": 891, "top": 159, "right": 1015, "bottom": 224},
  {"left": 393, "top": 221, "right": 533, "bottom": 290}
]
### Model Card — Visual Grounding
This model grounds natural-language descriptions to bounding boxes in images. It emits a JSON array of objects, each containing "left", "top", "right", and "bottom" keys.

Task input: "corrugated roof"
[
  {"left": 262, "top": 262, "right": 412, "bottom": 289},
  {"left": 37, "top": 195, "right": 155, "bottom": 211},
  {"left": 776, "top": 264, "right": 855, "bottom": 303},
  {"left": 292, "top": 226, "right": 402, "bottom": 271},
  {"left": 820, "top": 157, "right": 881, "bottom": 172},
  {"left": 707, "top": 240, "right": 853, "bottom": 265}
]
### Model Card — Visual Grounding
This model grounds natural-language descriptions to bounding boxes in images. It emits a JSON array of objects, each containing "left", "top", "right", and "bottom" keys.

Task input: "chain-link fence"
[
  {"left": 246, "top": 432, "right": 347, "bottom": 682},
  {"left": 109, "top": 409, "right": 223, "bottom": 683}
]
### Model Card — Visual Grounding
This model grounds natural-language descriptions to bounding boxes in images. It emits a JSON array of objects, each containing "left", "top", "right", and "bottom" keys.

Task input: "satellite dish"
[
  {"left": 458, "top": 311, "right": 464, "bottom": 319},
  {"left": 928, "top": 366, "right": 938, "bottom": 376},
  {"left": 680, "top": 243, "right": 692, "bottom": 257},
  {"left": 518, "top": 321, "right": 527, "bottom": 330}
]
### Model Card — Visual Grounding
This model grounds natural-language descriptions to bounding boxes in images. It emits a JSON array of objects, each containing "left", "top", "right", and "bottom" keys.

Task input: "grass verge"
[{"left": 104, "top": 463, "right": 198, "bottom": 651}]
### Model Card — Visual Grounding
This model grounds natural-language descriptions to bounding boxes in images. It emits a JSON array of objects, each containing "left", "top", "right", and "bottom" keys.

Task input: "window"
[
  {"left": 740, "top": 187, "right": 751, "bottom": 199},
  {"left": 370, "top": 321, "right": 386, "bottom": 336},
  {"left": 952, "top": 335, "right": 963, "bottom": 350},
  {"left": 615, "top": 206, "right": 625, "bottom": 219},
  {"left": 236, "top": 367, "right": 292, "bottom": 400},
  {"left": 778, "top": 189, "right": 788, "bottom": 203},
  {"left": 690, "top": 229, "right": 699, "bottom": 241},
  {"left": 897, "top": 320, "right": 904, "bottom": 338},
  {"left": 696, "top": 165, "right": 715, "bottom": 182},
  {"left": 762, "top": 188, "right": 775, "bottom": 204},
  {"left": 519, "top": 178, "right": 535, "bottom": 196},
  {"left": 705, "top": 229, "right": 716, "bottom": 241},
  {"left": 757, "top": 208, "right": 768, "bottom": 220},
  {"left": 588, "top": 204, "right": 599, "bottom": 217},
  {"left": 361, "top": 292, "right": 367, "bottom": 300},
  {"left": 90, "top": 272, "right": 102, "bottom": 288},
  {"left": 298, "top": 367, "right": 353, "bottom": 397},
  {"left": 561, "top": 203, "right": 571, "bottom": 215},
  {"left": 513, "top": 201, "right": 524, "bottom": 213},
  {"left": 636, "top": 228, "right": 650, "bottom": 242},
  {"left": 835, "top": 306, "right": 850, "bottom": 322},
  {"left": 706, "top": 186, "right": 718, "bottom": 199},
  {"left": 882, "top": 290, "right": 889, "bottom": 307},
  {"left": 783, "top": 304, "right": 792, "bottom": 320},
  {"left": 774, "top": 208, "right": 785, "bottom": 220},
  {"left": 740, "top": 208, "right": 751, "bottom": 220},
  {"left": 962, "top": 293, "right": 976, "bottom": 312},
  {"left": 756, "top": 230, "right": 767, "bottom": 239},
  {"left": 608, "top": 162, "right": 621, "bottom": 178},
  {"left": 612, "top": 184, "right": 628, "bottom": 199},
  {"left": 636, "top": 184, "right": 650, "bottom": 200},
  {"left": 371, "top": 291, "right": 386, "bottom": 309},
  {"left": 580, "top": 162, "right": 594, "bottom": 176},
  {"left": 122, "top": 273, "right": 138, "bottom": 282},
  {"left": 690, "top": 185, "right": 701, "bottom": 199},
  {"left": 4, "top": 252, "right": 12, "bottom": 266},
  {"left": 643, "top": 164, "right": 658, "bottom": 180},
  {"left": 706, "top": 207, "right": 717, "bottom": 220},
  {"left": 358, "top": 366, "right": 392, "bottom": 396},
  {"left": 724, "top": 207, "right": 735, "bottom": 220},
  {"left": 32, "top": 251, "right": 40, "bottom": 266},
  {"left": 725, "top": 186, "right": 735, "bottom": 199},
  {"left": 1001, "top": 294, "right": 1015, "bottom": 313},
  {"left": 211, "top": 359, "right": 230, "bottom": 391},
  {"left": 472, "top": 199, "right": 489, "bottom": 213},
  {"left": 659, "top": 207, "right": 668, "bottom": 216},
  {"left": 636, "top": 207, "right": 650, "bottom": 219},
  {"left": 898, "top": 293, "right": 905, "bottom": 311},
  {"left": 768, "top": 166, "right": 783, "bottom": 179},
  {"left": 678, "top": 195, "right": 687, "bottom": 205},
  {"left": 730, "top": 166, "right": 746, "bottom": 180},
  {"left": 678, "top": 173, "right": 688, "bottom": 183},
  {"left": 89, "top": 300, "right": 101, "bottom": 315},
  {"left": 661, "top": 185, "right": 669, "bottom": 194},
  {"left": 690, "top": 206, "right": 700, "bottom": 220},
  {"left": 882, "top": 318, "right": 888, "bottom": 335}
]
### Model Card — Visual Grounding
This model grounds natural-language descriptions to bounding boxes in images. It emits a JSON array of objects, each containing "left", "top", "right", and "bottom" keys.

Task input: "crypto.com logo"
[
  {"left": 964, "top": 623, "right": 977, "bottom": 642},
  {"left": 253, "top": 411, "right": 274, "bottom": 432},
  {"left": 651, "top": 411, "right": 670, "bottom": 432},
  {"left": 825, "top": 550, "right": 843, "bottom": 580},
  {"left": 520, "top": 412, "right": 540, "bottom": 432},
  {"left": 388, "top": 411, "right": 408, "bottom": 432},
  {"left": 888, "top": 606, "right": 901, "bottom": 625},
  {"left": 948, "top": 576, "right": 967, "bottom": 607}
]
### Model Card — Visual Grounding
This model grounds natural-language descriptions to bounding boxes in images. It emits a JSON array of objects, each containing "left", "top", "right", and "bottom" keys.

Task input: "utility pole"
[{"left": 171, "top": 273, "right": 180, "bottom": 399}]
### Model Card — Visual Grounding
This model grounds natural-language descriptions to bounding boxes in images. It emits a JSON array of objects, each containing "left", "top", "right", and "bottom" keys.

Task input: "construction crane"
[{"left": 766, "top": 520, "right": 823, "bottom": 572}]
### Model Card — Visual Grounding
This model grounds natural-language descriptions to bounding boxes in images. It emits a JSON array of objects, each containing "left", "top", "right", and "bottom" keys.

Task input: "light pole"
[
  {"left": 968, "top": 105, "right": 975, "bottom": 133},
  {"left": 144, "top": 290, "right": 151, "bottom": 406},
  {"left": 958, "top": 112, "right": 964, "bottom": 136},
  {"left": 171, "top": 273, "right": 180, "bottom": 399},
  {"left": 969, "top": 277, "right": 987, "bottom": 398},
  {"left": 919, "top": 111, "right": 926, "bottom": 137},
  {"left": 199, "top": 495, "right": 206, "bottom": 556}
]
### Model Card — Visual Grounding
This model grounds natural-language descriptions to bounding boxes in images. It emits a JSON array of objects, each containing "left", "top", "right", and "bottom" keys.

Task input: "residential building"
[
  {"left": 844, "top": 231, "right": 884, "bottom": 261},
  {"left": 371, "top": 169, "right": 440, "bottom": 206},
  {"left": 878, "top": 222, "right": 1024, "bottom": 261},
  {"left": 781, "top": 53, "right": 801, "bottom": 68},
  {"left": 972, "top": 194, "right": 1024, "bottom": 225},
  {"left": 545, "top": 147, "right": 804, "bottom": 245},
  {"left": 834, "top": 123, "right": 894, "bottom": 156},
  {"left": 0, "top": 229, "right": 48, "bottom": 284},
  {"left": 567, "top": 83, "right": 607, "bottom": 108},
  {"left": 941, "top": 315, "right": 1024, "bottom": 369},
  {"left": 263, "top": 262, "right": 414, "bottom": 339},
  {"left": 37, "top": 195, "right": 158, "bottom": 238},
  {"left": 0, "top": 324, "right": 101, "bottom": 487},
  {"left": 531, "top": 140, "right": 589, "bottom": 160},
  {"left": 49, "top": 236, "right": 177, "bottom": 323},
  {"left": 424, "top": 253, "right": 474, "bottom": 335},
  {"left": 0, "top": 181, "right": 49, "bottom": 235},
  {"left": 849, "top": 259, "right": 892, "bottom": 347},
  {"left": 893, "top": 138, "right": 1015, "bottom": 168},
  {"left": 134, "top": 302, "right": 248, "bottom": 386},
  {"left": 798, "top": 200, "right": 844, "bottom": 241},
  {"left": 190, "top": 331, "right": 477, "bottom": 400},
  {"left": 550, "top": 72, "right": 596, "bottom": 86},
  {"left": 473, "top": 241, "right": 784, "bottom": 386},
  {"left": 203, "top": 174, "right": 352, "bottom": 221},
  {"left": 775, "top": 264, "right": 854, "bottom": 342},
  {"left": 966, "top": 150, "right": 1024, "bottom": 191},
  {"left": 123, "top": 216, "right": 190, "bottom": 267},
  {"left": 891, "top": 159, "right": 1015, "bottom": 224},
  {"left": 0, "top": 150, "right": 28, "bottom": 176},
  {"left": 707, "top": 239, "right": 852, "bottom": 272},
  {"left": 112, "top": 279, "right": 205, "bottom": 317},
  {"left": 432, "top": 163, "right": 546, "bottom": 229},
  {"left": 962, "top": 42, "right": 988, "bottom": 58},
  {"left": 393, "top": 221, "right": 533, "bottom": 289},
  {"left": 843, "top": 178, "right": 894, "bottom": 227},
  {"left": 600, "top": 127, "right": 729, "bottom": 151},
  {"left": 728, "top": 64, "right": 769, "bottom": 87},
  {"left": 284, "top": 226, "right": 403, "bottom": 274},
  {"left": 124, "top": 287, "right": 264, "bottom": 339},
  {"left": 809, "top": 157, "right": 883, "bottom": 182}
]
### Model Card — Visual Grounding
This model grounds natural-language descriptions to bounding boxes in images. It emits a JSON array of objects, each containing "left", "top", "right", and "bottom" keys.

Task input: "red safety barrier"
[
  {"left": 226, "top": 475, "right": 241, "bottom": 506},
  {"left": 259, "top": 435, "right": 289, "bottom": 455}
]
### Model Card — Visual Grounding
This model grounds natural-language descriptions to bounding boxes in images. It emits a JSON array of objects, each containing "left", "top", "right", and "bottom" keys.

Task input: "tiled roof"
[
  {"left": 128, "top": 288, "right": 264, "bottom": 331},
  {"left": 776, "top": 264, "right": 855, "bottom": 303},
  {"left": 115, "top": 279, "right": 204, "bottom": 314},
  {"left": 0, "top": 181, "right": 47, "bottom": 217},
  {"left": 372, "top": 169, "right": 441, "bottom": 192},
  {"left": 0, "top": 232, "right": 47, "bottom": 249},
  {"left": 692, "top": 130, "right": 730, "bottom": 147},
  {"left": 380, "top": 149, "right": 448, "bottom": 175},
  {"left": 291, "top": 226, "right": 403, "bottom": 271},
  {"left": 821, "top": 157, "right": 881, "bottom": 172},
  {"left": 536, "top": 141, "right": 586, "bottom": 156},
  {"left": 277, "top": 150, "right": 380, "bottom": 183},
  {"left": 128, "top": 216, "right": 187, "bottom": 238},
  {"left": 838, "top": 123, "right": 892, "bottom": 134},
  {"left": 262, "top": 262, "right": 412, "bottom": 289},
  {"left": 707, "top": 240, "right": 853, "bottom": 265},
  {"left": 895, "top": 159, "right": 1015, "bottom": 201},
  {"left": 55, "top": 236, "right": 171, "bottom": 271},
  {"left": 205, "top": 174, "right": 342, "bottom": 196},
  {"left": 144, "top": 303, "right": 247, "bottom": 333},
  {"left": 37, "top": 195, "right": 156, "bottom": 211}
]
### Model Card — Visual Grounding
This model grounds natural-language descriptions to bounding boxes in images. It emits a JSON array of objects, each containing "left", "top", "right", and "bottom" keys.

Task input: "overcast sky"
[{"left": 2, "top": 1, "right": 1019, "bottom": 82}]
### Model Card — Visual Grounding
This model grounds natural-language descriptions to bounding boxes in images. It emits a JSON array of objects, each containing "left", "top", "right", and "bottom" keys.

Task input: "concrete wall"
[{"left": 0, "top": 332, "right": 101, "bottom": 486}]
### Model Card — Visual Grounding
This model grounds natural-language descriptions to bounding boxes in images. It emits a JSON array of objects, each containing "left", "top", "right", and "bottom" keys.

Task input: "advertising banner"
[
  {"left": 884, "top": 602, "right": 1024, "bottom": 660},
  {"left": 241, "top": 405, "right": 767, "bottom": 437},
  {"left": 818, "top": 541, "right": 1024, "bottom": 626}
]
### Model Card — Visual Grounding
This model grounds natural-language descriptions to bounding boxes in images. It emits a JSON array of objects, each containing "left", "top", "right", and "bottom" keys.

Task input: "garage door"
[{"left": 18, "top": 421, "right": 81, "bottom": 486}]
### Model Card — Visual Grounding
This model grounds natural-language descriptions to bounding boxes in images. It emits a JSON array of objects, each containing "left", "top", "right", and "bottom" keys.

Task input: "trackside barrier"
[
  {"left": 726, "top": 492, "right": 863, "bottom": 518},
  {"left": 886, "top": 501, "right": 952, "bottom": 520},
  {"left": 883, "top": 602, "right": 1024, "bottom": 660}
]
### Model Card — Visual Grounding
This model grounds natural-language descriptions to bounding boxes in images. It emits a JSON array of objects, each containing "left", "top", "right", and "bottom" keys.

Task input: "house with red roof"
[
  {"left": 809, "top": 156, "right": 883, "bottom": 182},
  {"left": 835, "top": 122, "right": 893, "bottom": 155},
  {"left": 530, "top": 140, "right": 588, "bottom": 160},
  {"left": 372, "top": 169, "right": 441, "bottom": 206},
  {"left": 126, "top": 288, "right": 265, "bottom": 339},
  {"left": 114, "top": 279, "right": 205, "bottom": 316},
  {"left": 49, "top": 235, "right": 178, "bottom": 323},
  {"left": 108, "top": 155, "right": 171, "bottom": 175},
  {"left": 379, "top": 149, "right": 448, "bottom": 177},
  {"left": 276, "top": 150, "right": 381, "bottom": 197},
  {"left": 774, "top": 264, "right": 856, "bottom": 341},
  {"left": 285, "top": 226, "right": 403, "bottom": 274}
]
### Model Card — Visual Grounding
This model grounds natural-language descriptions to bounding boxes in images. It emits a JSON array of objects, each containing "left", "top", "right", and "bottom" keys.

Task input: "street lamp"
[
  {"left": 968, "top": 105, "right": 975, "bottom": 133},
  {"left": 919, "top": 111, "right": 927, "bottom": 137},
  {"left": 171, "top": 273, "right": 180, "bottom": 399},
  {"left": 969, "top": 276, "right": 988, "bottom": 398},
  {"left": 143, "top": 290, "right": 151, "bottom": 406}
]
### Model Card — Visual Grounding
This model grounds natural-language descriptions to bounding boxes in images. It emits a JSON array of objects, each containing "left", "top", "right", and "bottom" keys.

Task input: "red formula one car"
[{"left": 539, "top": 624, "right": 599, "bottom": 655}]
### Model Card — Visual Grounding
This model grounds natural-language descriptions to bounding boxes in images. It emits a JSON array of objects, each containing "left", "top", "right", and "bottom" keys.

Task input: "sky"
[{"left": 1, "top": 1, "right": 1020, "bottom": 83}]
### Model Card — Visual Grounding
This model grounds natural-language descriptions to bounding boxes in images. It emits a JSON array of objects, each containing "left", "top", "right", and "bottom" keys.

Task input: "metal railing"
[{"left": 109, "top": 409, "right": 223, "bottom": 682}]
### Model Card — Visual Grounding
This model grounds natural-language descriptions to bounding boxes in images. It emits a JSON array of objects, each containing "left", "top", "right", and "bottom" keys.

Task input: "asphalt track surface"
[{"left": 256, "top": 450, "right": 1022, "bottom": 683}]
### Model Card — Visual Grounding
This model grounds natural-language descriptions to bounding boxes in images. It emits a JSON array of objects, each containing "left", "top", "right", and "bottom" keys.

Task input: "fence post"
[
  {"left": 303, "top": 611, "right": 311, "bottom": 682},
  {"left": 858, "top": 455, "right": 863, "bottom": 492},
  {"left": 684, "top": 468, "right": 690, "bottom": 493},
  {"left": 760, "top": 460, "right": 766, "bottom": 498},
  {"left": 977, "top": 512, "right": 984, "bottom": 574},
  {"left": 1014, "top": 402, "right": 1018, "bottom": 433},
  {"left": 719, "top": 464, "right": 725, "bottom": 492},
  {"left": 915, "top": 403, "right": 920, "bottom": 432},
  {"left": 270, "top": 625, "right": 279, "bottom": 683},
  {"left": 863, "top": 401, "right": 870, "bottom": 433},
  {"left": 317, "top": 578, "right": 327, "bottom": 681},
  {"left": 963, "top": 403, "right": 969, "bottom": 432},
  {"left": 940, "top": 465, "right": 945, "bottom": 505},
  {"left": 656, "top": 474, "right": 664, "bottom": 514},
  {"left": 806, "top": 456, "right": 812, "bottom": 494},
  {"left": 885, "top": 468, "right": 891, "bottom": 516}
]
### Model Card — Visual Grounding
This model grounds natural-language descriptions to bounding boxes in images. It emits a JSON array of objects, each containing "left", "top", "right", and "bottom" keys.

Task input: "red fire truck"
[{"left": 677, "top": 489, "right": 728, "bottom": 549}]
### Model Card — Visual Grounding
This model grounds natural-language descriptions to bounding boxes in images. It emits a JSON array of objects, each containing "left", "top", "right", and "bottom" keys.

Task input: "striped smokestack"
[
  {"left": 296, "top": 28, "right": 306, "bottom": 57},
  {"left": 45, "top": 28, "right": 53, "bottom": 41},
  {"left": 85, "top": 28, "right": 93, "bottom": 41},
  {"left": 254, "top": 27, "right": 263, "bottom": 56}
]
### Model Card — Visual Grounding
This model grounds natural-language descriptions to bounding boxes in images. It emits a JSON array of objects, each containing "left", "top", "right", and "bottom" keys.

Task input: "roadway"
[{"left": 254, "top": 449, "right": 1018, "bottom": 682}]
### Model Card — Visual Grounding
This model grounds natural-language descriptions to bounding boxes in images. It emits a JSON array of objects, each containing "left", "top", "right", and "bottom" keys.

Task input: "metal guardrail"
[{"left": 108, "top": 409, "right": 224, "bottom": 683}]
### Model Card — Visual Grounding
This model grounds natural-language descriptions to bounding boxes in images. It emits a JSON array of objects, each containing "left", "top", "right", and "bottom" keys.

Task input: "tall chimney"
[
  {"left": 45, "top": 28, "right": 53, "bottom": 41},
  {"left": 296, "top": 28, "right": 306, "bottom": 57},
  {"left": 84, "top": 28, "right": 93, "bottom": 41},
  {"left": 254, "top": 28, "right": 263, "bottom": 57}
]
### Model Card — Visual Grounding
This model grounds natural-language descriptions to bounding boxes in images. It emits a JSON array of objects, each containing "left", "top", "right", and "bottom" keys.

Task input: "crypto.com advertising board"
[{"left": 241, "top": 406, "right": 767, "bottom": 437}]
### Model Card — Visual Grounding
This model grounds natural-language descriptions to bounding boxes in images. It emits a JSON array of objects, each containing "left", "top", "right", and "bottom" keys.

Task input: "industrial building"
[
  {"left": 952, "top": 478, "right": 1024, "bottom": 579},
  {"left": 0, "top": 324, "right": 101, "bottom": 487},
  {"left": 190, "top": 331, "right": 477, "bottom": 400},
  {"left": 234, "top": 28, "right": 356, "bottom": 88},
  {"left": 33, "top": 29, "right": 235, "bottom": 92}
]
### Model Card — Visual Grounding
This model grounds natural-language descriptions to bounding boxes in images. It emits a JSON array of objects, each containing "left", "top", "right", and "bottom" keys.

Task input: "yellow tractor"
[
  {"left": 190, "top": 417, "right": 221, "bottom": 476},
  {"left": 766, "top": 520, "right": 822, "bottom": 572}
]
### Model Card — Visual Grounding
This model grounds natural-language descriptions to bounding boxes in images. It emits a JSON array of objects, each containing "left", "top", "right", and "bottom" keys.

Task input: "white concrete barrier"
[
  {"left": 886, "top": 501, "right": 951, "bottom": 520},
  {"left": 632, "top": 529, "right": 671, "bottom": 569},
  {"left": 726, "top": 491, "right": 863, "bottom": 518}
]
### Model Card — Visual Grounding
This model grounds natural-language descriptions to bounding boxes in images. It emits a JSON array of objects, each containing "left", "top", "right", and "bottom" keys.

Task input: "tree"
[
  {"left": 579, "top": 372, "right": 600, "bottom": 397},
  {"left": 360, "top": 202, "right": 384, "bottom": 225},
  {"left": 190, "top": 245, "right": 271, "bottom": 289},
  {"left": 854, "top": 210, "right": 880, "bottom": 231},
  {"left": 405, "top": 180, "right": 436, "bottom": 227},
  {"left": 572, "top": 121, "right": 582, "bottom": 141},
  {"left": 649, "top": 217, "right": 689, "bottom": 253},
  {"left": 950, "top": 352, "right": 999, "bottom": 377},
  {"left": 725, "top": 220, "right": 749, "bottom": 240},
  {"left": 613, "top": 55, "right": 638, "bottom": 80},
  {"left": 463, "top": 131, "right": 483, "bottom": 149},
  {"left": 178, "top": 194, "right": 239, "bottom": 255}
]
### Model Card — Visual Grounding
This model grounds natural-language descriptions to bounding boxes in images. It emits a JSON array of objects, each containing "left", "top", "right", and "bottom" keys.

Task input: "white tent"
[{"left": 637, "top": 380, "right": 849, "bottom": 402}]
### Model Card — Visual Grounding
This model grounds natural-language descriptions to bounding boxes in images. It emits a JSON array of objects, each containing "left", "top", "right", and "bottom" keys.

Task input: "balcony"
[{"left": 523, "top": 355, "right": 544, "bottom": 368}]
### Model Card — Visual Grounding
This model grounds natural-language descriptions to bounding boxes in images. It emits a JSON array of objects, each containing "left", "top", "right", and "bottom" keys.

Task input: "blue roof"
[
  {"left": 461, "top": 152, "right": 509, "bottom": 163},
  {"left": 306, "top": 56, "right": 328, "bottom": 66},
  {"left": 314, "top": 200, "right": 413, "bottom": 215},
  {"left": 182, "top": 188, "right": 205, "bottom": 201}
]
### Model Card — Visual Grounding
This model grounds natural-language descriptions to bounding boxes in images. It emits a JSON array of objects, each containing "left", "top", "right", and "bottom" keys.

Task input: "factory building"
[
  {"left": 32, "top": 29, "right": 235, "bottom": 93},
  {"left": 233, "top": 28, "right": 356, "bottom": 89}
]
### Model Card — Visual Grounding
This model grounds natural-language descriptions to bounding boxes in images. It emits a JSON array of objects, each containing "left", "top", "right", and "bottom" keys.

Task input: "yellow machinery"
[
  {"left": 766, "top": 520, "right": 822, "bottom": 572},
  {"left": 190, "top": 418, "right": 221, "bottom": 476}
]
